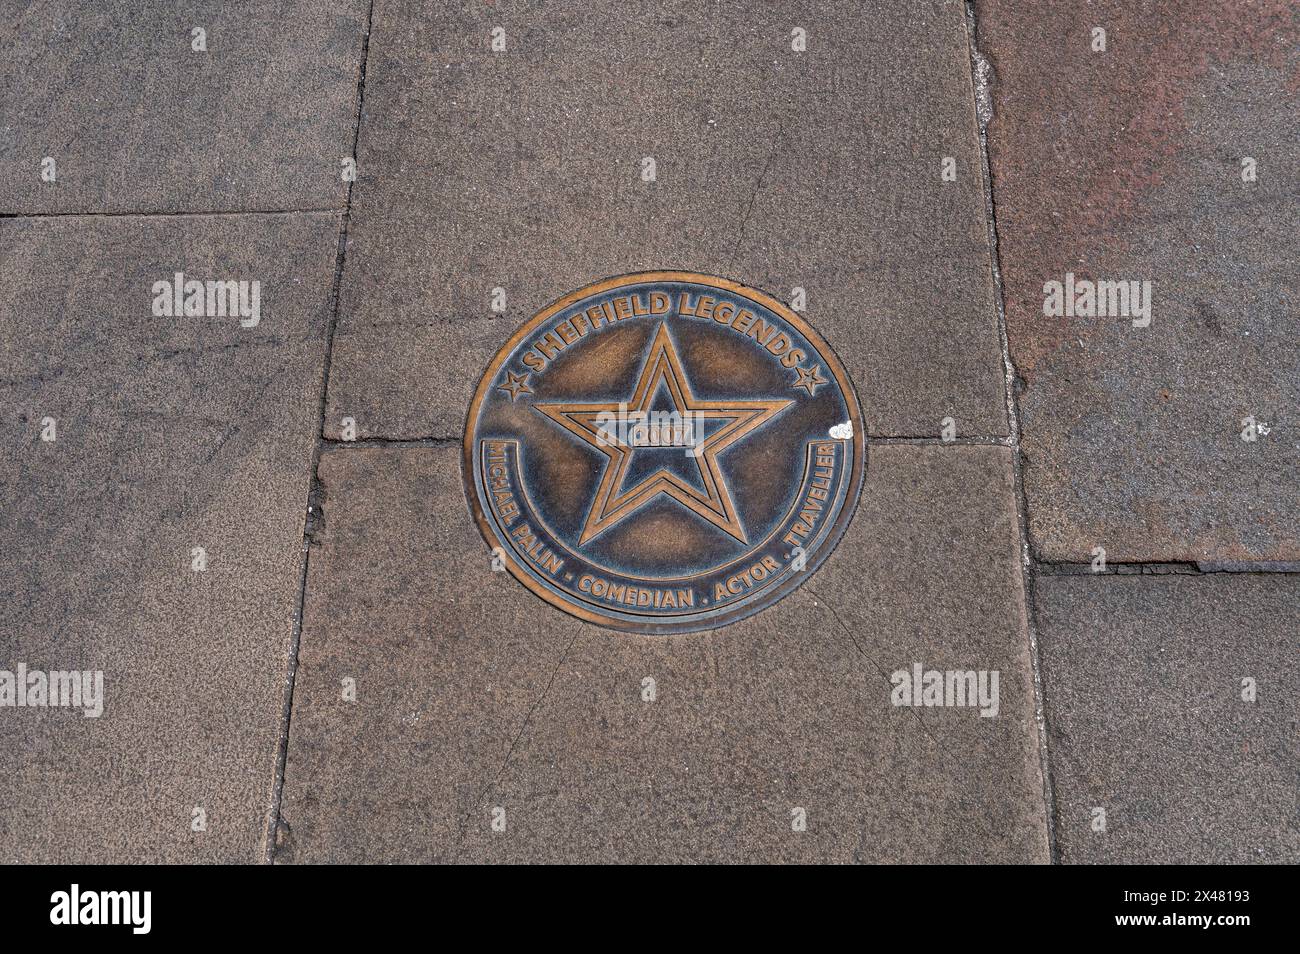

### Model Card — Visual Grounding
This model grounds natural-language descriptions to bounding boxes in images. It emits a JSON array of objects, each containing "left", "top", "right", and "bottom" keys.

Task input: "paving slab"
[
  {"left": 0, "top": 213, "right": 338, "bottom": 862},
  {"left": 324, "top": 0, "right": 1008, "bottom": 441},
  {"left": 1035, "top": 573, "right": 1299, "bottom": 864},
  {"left": 277, "top": 443, "right": 1046, "bottom": 863},
  {"left": 0, "top": 0, "right": 368, "bottom": 214},
  {"left": 976, "top": 0, "right": 1300, "bottom": 562}
]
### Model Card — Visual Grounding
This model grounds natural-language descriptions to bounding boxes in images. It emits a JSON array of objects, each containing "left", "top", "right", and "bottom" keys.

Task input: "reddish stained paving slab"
[{"left": 975, "top": 0, "right": 1300, "bottom": 562}]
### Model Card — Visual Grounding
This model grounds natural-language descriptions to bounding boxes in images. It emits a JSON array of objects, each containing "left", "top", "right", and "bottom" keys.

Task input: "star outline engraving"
[{"left": 534, "top": 323, "right": 793, "bottom": 546}]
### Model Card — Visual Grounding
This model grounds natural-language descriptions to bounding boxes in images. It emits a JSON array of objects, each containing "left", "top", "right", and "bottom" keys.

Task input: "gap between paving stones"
[
  {"left": 1039, "top": 562, "right": 1300, "bottom": 576},
  {"left": 964, "top": 0, "right": 1059, "bottom": 861},
  {"left": 0, "top": 209, "right": 344, "bottom": 220},
  {"left": 264, "top": 0, "right": 378, "bottom": 863}
]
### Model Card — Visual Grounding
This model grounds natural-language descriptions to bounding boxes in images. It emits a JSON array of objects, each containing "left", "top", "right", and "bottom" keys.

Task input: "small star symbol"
[
  {"left": 791, "top": 364, "right": 828, "bottom": 396},
  {"left": 497, "top": 369, "right": 533, "bottom": 402}
]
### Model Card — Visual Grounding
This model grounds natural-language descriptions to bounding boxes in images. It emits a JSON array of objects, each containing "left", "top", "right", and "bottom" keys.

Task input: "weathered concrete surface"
[
  {"left": 976, "top": 1, "right": 1300, "bottom": 562},
  {"left": 1035, "top": 573, "right": 1299, "bottom": 864},
  {"left": 0, "top": 0, "right": 367, "bottom": 214},
  {"left": 277, "top": 444, "right": 1046, "bottom": 863},
  {"left": 324, "top": 0, "right": 1008, "bottom": 441},
  {"left": 0, "top": 214, "right": 337, "bottom": 861}
]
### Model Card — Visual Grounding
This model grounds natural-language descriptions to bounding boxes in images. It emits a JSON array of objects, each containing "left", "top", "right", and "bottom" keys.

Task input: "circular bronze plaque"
[{"left": 464, "top": 272, "right": 865, "bottom": 633}]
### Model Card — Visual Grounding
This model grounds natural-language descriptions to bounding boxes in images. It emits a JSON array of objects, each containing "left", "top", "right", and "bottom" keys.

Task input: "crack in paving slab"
[
  {"left": 451, "top": 625, "right": 587, "bottom": 855},
  {"left": 804, "top": 588, "right": 944, "bottom": 751},
  {"left": 963, "top": 0, "right": 1058, "bottom": 861}
]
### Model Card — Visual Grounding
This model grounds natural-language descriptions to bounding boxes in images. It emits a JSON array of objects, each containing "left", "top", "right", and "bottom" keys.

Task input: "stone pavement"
[{"left": 0, "top": 1, "right": 1294, "bottom": 864}]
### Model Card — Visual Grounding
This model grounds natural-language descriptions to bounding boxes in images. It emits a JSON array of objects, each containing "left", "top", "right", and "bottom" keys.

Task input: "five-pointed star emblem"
[
  {"left": 791, "top": 363, "right": 828, "bottom": 396},
  {"left": 497, "top": 369, "right": 533, "bottom": 402},
  {"left": 535, "top": 324, "right": 792, "bottom": 545}
]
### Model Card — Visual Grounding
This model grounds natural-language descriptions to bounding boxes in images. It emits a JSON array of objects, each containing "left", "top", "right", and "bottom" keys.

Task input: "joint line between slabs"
[
  {"left": 263, "top": 0, "right": 378, "bottom": 864},
  {"left": 0, "top": 208, "right": 344, "bottom": 220},
  {"left": 963, "top": 0, "right": 1060, "bottom": 864}
]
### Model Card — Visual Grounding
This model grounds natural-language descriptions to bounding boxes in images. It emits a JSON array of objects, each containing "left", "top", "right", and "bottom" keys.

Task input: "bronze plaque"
[{"left": 464, "top": 272, "right": 865, "bottom": 633}]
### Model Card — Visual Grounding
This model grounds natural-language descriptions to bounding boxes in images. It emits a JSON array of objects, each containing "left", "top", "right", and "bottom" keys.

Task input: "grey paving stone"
[
  {"left": 0, "top": 0, "right": 368, "bottom": 214},
  {"left": 324, "top": 0, "right": 1008, "bottom": 441},
  {"left": 1035, "top": 573, "right": 1299, "bottom": 864},
  {"left": 277, "top": 444, "right": 1046, "bottom": 863},
  {"left": 977, "top": 0, "right": 1300, "bottom": 562},
  {"left": 0, "top": 213, "right": 338, "bottom": 862}
]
